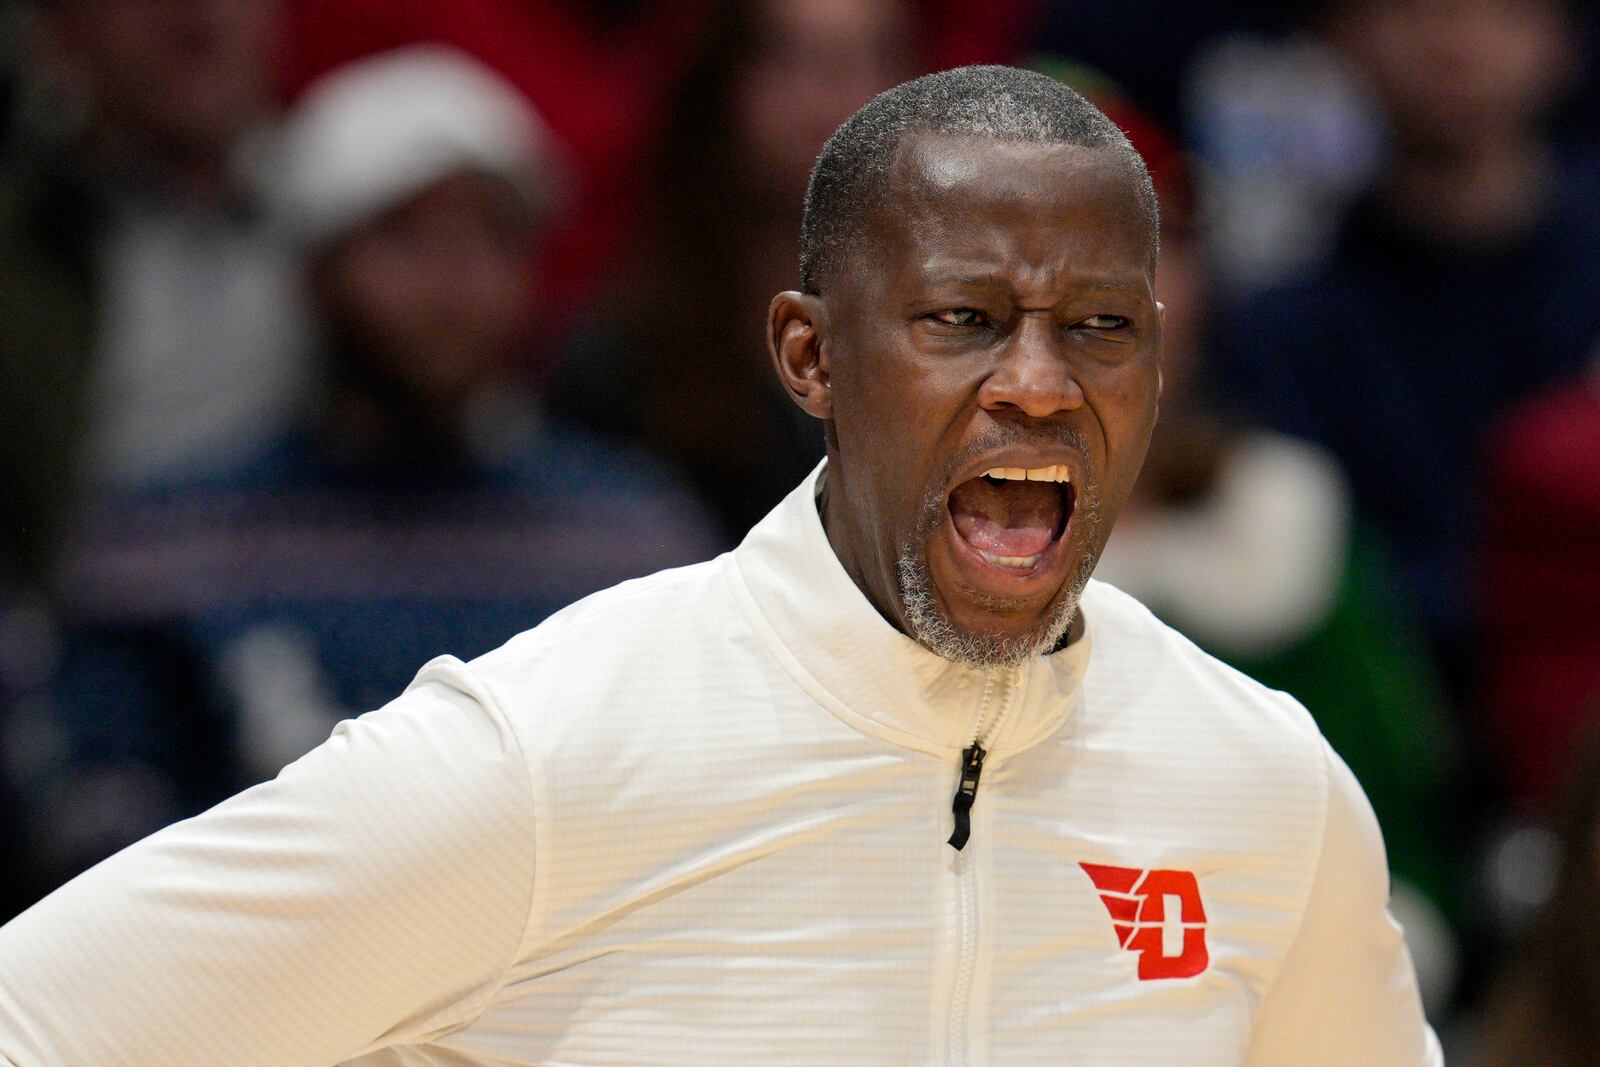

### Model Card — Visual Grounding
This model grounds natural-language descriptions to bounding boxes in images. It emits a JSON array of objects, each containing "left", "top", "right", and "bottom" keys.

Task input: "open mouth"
[{"left": 947, "top": 465, "right": 1075, "bottom": 574}]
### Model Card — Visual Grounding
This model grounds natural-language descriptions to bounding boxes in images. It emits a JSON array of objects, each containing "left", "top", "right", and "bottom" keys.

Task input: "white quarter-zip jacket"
[{"left": 0, "top": 463, "right": 1440, "bottom": 1066}]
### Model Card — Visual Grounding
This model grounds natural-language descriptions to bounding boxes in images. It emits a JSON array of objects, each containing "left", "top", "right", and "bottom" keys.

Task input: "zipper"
[
  {"left": 947, "top": 744, "right": 985, "bottom": 850},
  {"left": 945, "top": 669, "right": 1018, "bottom": 1067},
  {"left": 947, "top": 671, "right": 1015, "bottom": 851}
]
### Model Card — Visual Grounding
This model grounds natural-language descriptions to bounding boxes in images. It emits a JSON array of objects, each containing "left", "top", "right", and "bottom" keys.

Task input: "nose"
[{"left": 976, "top": 312, "right": 1085, "bottom": 419}]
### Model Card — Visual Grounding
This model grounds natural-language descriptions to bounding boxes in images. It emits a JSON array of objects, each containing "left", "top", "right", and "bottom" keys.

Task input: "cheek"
[
  {"left": 829, "top": 343, "right": 968, "bottom": 457},
  {"left": 824, "top": 354, "right": 897, "bottom": 494},
  {"left": 1089, "top": 360, "right": 1162, "bottom": 494},
  {"left": 825, "top": 349, "right": 954, "bottom": 516}
]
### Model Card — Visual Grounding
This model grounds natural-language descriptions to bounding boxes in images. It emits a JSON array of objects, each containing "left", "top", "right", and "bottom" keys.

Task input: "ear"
[
  {"left": 767, "top": 291, "right": 832, "bottom": 420},
  {"left": 1154, "top": 299, "right": 1166, "bottom": 402}
]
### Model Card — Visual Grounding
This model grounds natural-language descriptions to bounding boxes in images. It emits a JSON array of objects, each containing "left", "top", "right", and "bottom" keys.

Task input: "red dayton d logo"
[{"left": 1079, "top": 862, "right": 1209, "bottom": 980}]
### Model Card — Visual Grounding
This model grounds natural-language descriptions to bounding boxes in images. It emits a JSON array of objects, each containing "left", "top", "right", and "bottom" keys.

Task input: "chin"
[{"left": 897, "top": 544, "right": 1092, "bottom": 671}]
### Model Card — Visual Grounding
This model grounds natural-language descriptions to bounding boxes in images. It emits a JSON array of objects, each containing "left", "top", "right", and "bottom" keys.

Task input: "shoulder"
[
  {"left": 1075, "top": 581, "right": 1359, "bottom": 960},
  {"left": 1082, "top": 580, "right": 1312, "bottom": 707},
  {"left": 449, "top": 552, "right": 770, "bottom": 792},
  {"left": 469, "top": 553, "right": 738, "bottom": 694},
  {"left": 1079, "top": 578, "right": 1325, "bottom": 763}
]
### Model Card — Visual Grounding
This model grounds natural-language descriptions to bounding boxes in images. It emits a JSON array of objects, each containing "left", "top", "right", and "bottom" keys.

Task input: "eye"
[
  {"left": 1078, "top": 314, "right": 1130, "bottom": 330},
  {"left": 930, "top": 308, "right": 986, "bottom": 327}
]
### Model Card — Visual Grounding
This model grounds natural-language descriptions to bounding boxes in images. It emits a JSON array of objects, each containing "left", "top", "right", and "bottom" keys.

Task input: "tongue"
[{"left": 949, "top": 477, "right": 1063, "bottom": 559}]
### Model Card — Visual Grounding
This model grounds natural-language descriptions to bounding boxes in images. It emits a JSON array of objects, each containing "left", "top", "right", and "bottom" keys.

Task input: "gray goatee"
[{"left": 895, "top": 478, "right": 1099, "bottom": 670}]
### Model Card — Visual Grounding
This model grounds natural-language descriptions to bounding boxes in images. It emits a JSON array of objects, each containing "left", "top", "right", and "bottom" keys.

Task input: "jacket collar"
[{"left": 729, "top": 461, "right": 1091, "bottom": 759}]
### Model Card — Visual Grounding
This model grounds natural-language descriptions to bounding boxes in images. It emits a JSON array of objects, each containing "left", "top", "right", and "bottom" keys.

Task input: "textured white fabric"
[{"left": 0, "top": 463, "right": 1439, "bottom": 1065}]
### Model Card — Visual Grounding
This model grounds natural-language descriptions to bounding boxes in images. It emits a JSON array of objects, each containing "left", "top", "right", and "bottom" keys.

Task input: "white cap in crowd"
[{"left": 271, "top": 44, "right": 563, "bottom": 249}]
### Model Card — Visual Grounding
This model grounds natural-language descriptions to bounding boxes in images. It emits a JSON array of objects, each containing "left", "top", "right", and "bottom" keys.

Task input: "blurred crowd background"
[{"left": 0, "top": 0, "right": 1598, "bottom": 1058}]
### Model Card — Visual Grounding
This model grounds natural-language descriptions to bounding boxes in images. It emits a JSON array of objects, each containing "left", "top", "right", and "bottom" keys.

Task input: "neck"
[{"left": 818, "top": 464, "right": 909, "bottom": 637}]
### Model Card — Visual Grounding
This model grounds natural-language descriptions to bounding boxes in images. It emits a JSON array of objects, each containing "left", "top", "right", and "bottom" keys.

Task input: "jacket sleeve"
[
  {"left": 0, "top": 657, "right": 537, "bottom": 1067},
  {"left": 1245, "top": 742, "right": 1443, "bottom": 1066}
]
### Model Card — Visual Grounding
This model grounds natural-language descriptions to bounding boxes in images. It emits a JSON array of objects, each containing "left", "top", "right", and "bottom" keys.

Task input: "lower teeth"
[{"left": 982, "top": 551, "right": 1040, "bottom": 568}]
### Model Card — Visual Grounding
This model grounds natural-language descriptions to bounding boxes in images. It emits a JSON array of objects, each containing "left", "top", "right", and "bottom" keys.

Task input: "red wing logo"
[{"left": 1079, "top": 862, "right": 1208, "bottom": 980}]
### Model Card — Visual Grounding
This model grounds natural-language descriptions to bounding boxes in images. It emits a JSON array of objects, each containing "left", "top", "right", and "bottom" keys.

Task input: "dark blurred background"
[{"left": 2, "top": 0, "right": 1599, "bottom": 1058}]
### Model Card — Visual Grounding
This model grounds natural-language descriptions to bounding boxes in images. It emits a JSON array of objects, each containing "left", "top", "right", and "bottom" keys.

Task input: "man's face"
[{"left": 799, "top": 134, "right": 1161, "bottom": 666}]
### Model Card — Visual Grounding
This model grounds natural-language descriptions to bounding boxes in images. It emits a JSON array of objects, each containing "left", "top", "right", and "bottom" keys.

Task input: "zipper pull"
[{"left": 947, "top": 744, "right": 987, "bottom": 851}]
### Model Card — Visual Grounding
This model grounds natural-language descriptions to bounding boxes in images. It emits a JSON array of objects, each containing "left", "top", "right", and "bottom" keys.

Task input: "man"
[{"left": 0, "top": 67, "right": 1439, "bottom": 1065}]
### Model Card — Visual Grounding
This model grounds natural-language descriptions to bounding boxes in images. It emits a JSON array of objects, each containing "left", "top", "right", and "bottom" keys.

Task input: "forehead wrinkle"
[
  {"left": 848, "top": 140, "right": 1154, "bottom": 307},
  {"left": 906, "top": 247, "right": 1152, "bottom": 305},
  {"left": 892, "top": 201, "right": 1153, "bottom": 288},
  {"left": 913, "top": 261, "right": 1148, "bottom": 291}
]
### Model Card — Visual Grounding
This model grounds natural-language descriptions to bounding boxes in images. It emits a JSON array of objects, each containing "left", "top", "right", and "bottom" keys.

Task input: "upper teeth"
[{"left": 982, "top": 465, "right": 1070, "bottom": 483}]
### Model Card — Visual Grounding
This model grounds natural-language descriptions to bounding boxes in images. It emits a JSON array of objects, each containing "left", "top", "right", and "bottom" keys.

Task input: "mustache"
[{"left": 935, "top": 425, "right": 1095, "bottom": 492}]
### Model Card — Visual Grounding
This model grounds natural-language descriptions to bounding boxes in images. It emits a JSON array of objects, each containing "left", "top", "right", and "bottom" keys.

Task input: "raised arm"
[{"left": 0, "top": 658, "right": 536, "bottom": 1067}]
